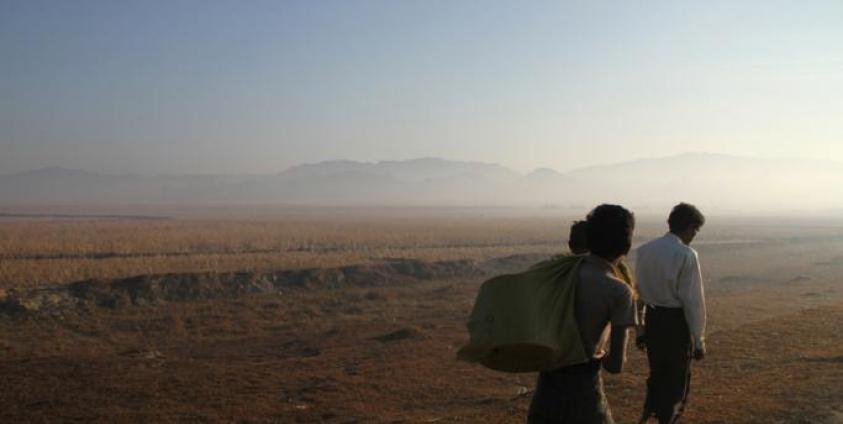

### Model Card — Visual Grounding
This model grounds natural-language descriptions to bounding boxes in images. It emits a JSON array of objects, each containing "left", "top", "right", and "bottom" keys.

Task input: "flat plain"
[{"left": 1, "top": 210, "right": 842, "bottom": 423}]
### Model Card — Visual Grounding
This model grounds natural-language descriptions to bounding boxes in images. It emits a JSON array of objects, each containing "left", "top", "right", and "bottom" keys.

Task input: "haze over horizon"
[
  {"left": 3, "top": 1, "right": 843, "bottom": 176},
  {"left": 1, "top": 153, "right": 842, "bottom": 215},
  {"left": 4, "top": 151, "right": 843, "bottom": 177}
]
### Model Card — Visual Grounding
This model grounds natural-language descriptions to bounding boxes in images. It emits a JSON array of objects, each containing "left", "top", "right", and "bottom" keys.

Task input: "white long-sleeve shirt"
[{"left": 635, "top": 233, "right": 707, "bottom": 346}]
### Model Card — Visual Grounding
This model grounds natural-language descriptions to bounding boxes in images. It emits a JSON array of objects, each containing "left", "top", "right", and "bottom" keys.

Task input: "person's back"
[
  {"left": 575, "top": 256, "right": 636, "bottom": 360},
  {"left": 635, "top": 203, "right": 706, "bottom": 424},
  {"left": 636, "top": 234, "right": 704, "bottom": 319},
  {"left": 528, "top": 205, "right": 637, "bottom": 424}
]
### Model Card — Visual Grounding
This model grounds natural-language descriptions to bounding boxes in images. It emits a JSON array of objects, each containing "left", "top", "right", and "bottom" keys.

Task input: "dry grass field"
[
  {"left": 1, "top": 211, "right": 842, "bottom": 423},
  {"left": 0, "top": 215, "right": 575, "bottom": 288}
]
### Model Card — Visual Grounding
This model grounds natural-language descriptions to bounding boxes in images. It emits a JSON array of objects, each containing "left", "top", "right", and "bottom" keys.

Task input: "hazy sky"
[{"left": 2, "top": 0, "right": 842, "bottom": 175}]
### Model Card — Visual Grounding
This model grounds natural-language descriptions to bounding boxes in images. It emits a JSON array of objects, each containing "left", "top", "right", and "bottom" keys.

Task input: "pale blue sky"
[{"left": 2, "top": 0, "right": 842, "bottom": 174}]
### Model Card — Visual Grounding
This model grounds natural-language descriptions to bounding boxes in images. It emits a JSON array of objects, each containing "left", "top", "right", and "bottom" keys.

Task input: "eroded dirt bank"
[{"left": 0, "top": 254, "right": 548, "bottom": 317}]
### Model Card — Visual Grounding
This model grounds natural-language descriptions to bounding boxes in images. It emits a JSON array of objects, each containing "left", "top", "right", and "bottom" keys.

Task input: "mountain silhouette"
[{"left": 2, "top": 154, "right": 841, "bottom": 213}]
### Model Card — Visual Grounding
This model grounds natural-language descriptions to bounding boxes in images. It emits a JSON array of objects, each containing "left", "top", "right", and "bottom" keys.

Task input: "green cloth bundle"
[{"left": 457, "top": 254, "right": 589, "bottom": 373}]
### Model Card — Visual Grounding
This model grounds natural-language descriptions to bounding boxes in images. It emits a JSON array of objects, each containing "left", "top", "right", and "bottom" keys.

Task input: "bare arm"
[{"left": 602, "top": 326, "right": 630, "bottom": 374}]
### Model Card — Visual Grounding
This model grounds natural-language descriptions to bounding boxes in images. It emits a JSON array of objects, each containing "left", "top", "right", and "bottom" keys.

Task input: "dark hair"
[
  {"left": 668, "top": 202, "right": 705, "bottom": 233},
  {"left": 586, "top": 204, "right": 635, "bottom": 260},
  {"left": 567, "top": 220, "right": 589, "bottom": 254}
]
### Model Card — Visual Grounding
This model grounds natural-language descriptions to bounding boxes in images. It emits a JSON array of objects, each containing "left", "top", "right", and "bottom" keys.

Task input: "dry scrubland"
[
  {"left": 3, "top": 214, "right": 838, "bottom": 288},
  {"left": 1, "top": 212, "right": 843, "bottom": 423},
  {"left": 0, "top": 216, "right": 577, "bottom": 288}
]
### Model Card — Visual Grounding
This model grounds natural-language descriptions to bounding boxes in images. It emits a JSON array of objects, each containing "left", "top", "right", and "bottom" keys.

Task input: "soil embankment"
[{"left": 0, "top": 254, "right": 548, "bottom": 317}]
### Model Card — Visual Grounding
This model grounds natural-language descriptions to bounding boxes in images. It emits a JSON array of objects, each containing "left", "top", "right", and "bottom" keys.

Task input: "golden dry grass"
[
  {"left": 0, "top": 216, "right": 575, "bottom": 288},
  {"left": 5, "top": 214, "right": 843, "bottom": 289}
]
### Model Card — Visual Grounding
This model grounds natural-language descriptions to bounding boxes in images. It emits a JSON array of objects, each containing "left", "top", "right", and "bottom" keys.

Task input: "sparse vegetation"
[
  {"left": 4, "top": 214, "right": 843, "bottom": 289},
  {"left": 0, "top": 216, "right": 579, "bottom": 288},
  {"left": 1, "top": 213, "right": 843, "bottom": 422}
]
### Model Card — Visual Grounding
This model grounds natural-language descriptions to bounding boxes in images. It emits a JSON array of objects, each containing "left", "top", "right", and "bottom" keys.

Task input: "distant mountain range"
[{"left": 2, "top": 153, "right": 843, "bottom": 213}]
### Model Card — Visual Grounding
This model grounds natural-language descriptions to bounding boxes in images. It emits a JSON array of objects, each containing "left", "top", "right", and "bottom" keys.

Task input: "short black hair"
[
  {"left": 668, "top": 202, "right": 705, "bottom": 233},
  {"left": 586, "top": 204, "right": 635, "bottom": 260},
  {"left": 567, "top": 220, "right": 589, "bottom": 254}
]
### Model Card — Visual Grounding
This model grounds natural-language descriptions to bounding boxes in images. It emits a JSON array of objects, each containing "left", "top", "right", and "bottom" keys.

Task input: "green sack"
[{"left": 457, "top": 254, "right": 588, "bottom": 373}]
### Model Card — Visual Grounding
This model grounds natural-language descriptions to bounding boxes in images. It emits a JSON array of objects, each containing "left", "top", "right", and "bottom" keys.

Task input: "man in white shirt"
[{"left": 635, "top": 203, "right": 706, "bottom": 424}]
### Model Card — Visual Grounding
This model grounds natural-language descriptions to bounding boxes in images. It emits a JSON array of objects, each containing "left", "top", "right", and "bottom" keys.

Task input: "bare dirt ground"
[{"left": 1, "top": 215, "right": 842, "bottom": 423}]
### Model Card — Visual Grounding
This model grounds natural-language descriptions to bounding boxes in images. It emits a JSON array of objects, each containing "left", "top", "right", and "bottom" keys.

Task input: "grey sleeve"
[{"left": 610, "top": 284, "right": 637, "bottom": 328}]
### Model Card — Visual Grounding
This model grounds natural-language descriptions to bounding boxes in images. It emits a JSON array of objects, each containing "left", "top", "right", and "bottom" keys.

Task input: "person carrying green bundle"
[
  {"left": 527, "top": 205, "right": 637, "bottom": 424},
  {"left": 459, "top": 205, "right": 637, "bottom": 423}
]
